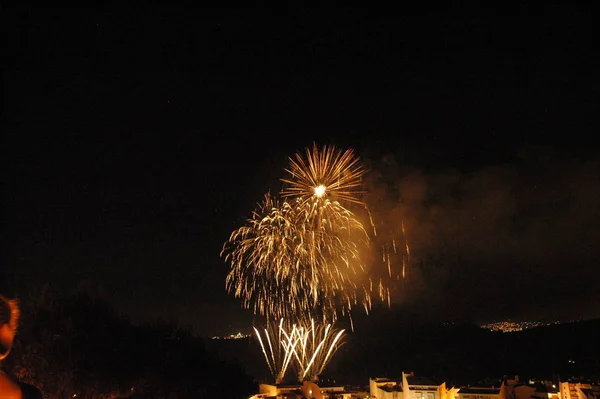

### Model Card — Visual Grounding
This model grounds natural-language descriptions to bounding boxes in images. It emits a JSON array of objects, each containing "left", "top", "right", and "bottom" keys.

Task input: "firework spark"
[
  {"left": 253, "top": 319, "right": 299, "bottom": 383},
  {"left": 222, "top": 193, "right": 370, "bottom": 322},
  {"left": 254, "top": 319, "right": 345, "bottom": 383},
  {"left": 363, "top": 203, "right": 412, "bottom": 306},
  {"left": 281, "top": 144, "right": 410, "bottom": 306},
  {"left": 281, "top": 144, "right": 366, "bottom": 205}
]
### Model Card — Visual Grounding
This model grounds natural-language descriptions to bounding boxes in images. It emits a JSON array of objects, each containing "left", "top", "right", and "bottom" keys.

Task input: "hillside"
[{"left": 206, "top": 316, "right": 600, "bottom": 386}]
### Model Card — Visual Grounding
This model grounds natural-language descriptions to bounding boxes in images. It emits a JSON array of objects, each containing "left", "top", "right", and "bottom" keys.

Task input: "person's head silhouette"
[
  {"left": 1, "top": 294, "right": 44, "bottom": 398},
  {"left": 0, "top": 295, "right": 19, "bottom": 361}
]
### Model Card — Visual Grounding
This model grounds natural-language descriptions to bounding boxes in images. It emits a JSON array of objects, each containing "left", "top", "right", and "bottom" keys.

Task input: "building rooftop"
[
  {"left": 371, "top": 375, "right": 439, "bottom": 387},
  {"left": 372, "top": 377, "right": 398, "bottom": 383},
  {"left": 408, "top": 376, "right": 440, "bottom": 387},
  {"left": 459, "top": 387, "right": 501, "bottom": 395}
]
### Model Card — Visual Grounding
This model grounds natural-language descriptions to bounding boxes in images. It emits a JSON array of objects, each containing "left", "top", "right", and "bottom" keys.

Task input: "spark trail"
[{"left": 254, "top": 319, "right": 346, "bottom": 383}]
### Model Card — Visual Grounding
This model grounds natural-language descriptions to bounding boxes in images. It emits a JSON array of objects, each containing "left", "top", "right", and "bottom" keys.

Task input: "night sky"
[{"left": 3, "top": 5, "right": 599, "bottom": 337}]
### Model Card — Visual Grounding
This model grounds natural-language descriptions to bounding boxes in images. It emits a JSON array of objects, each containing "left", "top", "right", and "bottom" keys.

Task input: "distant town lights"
[
  {"left": 480, "top": 320, "right": 561, "bottom": 333},
  {"left": 211, "top": 332, "right": 251, "bottom": 340}
]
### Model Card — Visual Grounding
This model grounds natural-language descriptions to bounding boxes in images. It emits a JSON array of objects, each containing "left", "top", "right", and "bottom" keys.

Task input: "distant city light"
[
  {"left": 211, "top": 332, "right": 251, "bottom": 340},
  {"left": 479, "top": 320, "right": 561, "bottom": 333}
]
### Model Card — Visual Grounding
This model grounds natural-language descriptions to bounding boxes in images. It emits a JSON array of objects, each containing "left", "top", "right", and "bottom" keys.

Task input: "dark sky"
[{"left": 3, "top": 5, "right": 599, "bottom": 337}]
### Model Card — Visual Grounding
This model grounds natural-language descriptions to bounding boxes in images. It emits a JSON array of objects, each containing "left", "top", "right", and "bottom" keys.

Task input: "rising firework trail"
[
  {"left": 292, "top": 319, "right": 346, "bottom": 382},
  {"left": 253, "top": 319, "right": 300, "bottom": 383},
  {"left": 254, "top": 319, "right": 346, "bottom": 383}
]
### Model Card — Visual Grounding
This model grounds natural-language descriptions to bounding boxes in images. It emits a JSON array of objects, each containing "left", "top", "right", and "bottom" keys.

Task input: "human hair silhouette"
[{"left": 0, "top": 295, "right": 43, "bottom": 399}]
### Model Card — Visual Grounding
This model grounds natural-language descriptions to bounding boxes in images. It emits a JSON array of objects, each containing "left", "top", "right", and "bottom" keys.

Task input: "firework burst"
[
  {"left": 222, "top": 193, "right": 370, "bottom": 322},
  {"left": 222, "top": 144, "right": 410, "bottom": 322},
  {"left": 222, "top": 144, "right": 410, "bottom": 382},
  {"left": 282, "top": 144, "right": 410, "bottom": 304},
  {"left": 281, "top": 143, "right": 366, "bottom": 205}
]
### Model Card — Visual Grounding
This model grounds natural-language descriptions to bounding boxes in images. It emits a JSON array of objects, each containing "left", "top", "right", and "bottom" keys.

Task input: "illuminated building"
[
  {"left": 458, "top": 377, "right": 557, "bottom": 399},
  {"left": 247, "top": 381, "right": 368, "bottom": 399},
  {"left": 529, "top": 381, "right": 560, "bottom": 399},
  {"left": 457, "top": 386, "right": 501, "bottom": 399},
  {"left": 369, "top": 373, "right": 452, "bottom": 399},
  {"left": 559, "top": 380, "right": 600, "bottom": 399},
  {"left": 498, "top": 376, "right": 535, "bottom": 399}
]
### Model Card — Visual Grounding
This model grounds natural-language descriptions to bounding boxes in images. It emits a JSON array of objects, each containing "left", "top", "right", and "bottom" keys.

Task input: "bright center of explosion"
[{"left": 314, "top": 184, "right": 326, "bottom": 197}]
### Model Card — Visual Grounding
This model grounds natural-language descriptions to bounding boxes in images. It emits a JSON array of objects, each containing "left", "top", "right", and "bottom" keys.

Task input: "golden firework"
[
  {"left": 222, "top": 144, "right": 411, "bottom": 382},
  {"left": 222, "top": 193, "right": 370, "bottom": 322},
  {"left": 254, "top": 318, "right": 345, "bottom": 383},
  {"left": 281, "top": 144, "right": 366, "bottom": 205}
]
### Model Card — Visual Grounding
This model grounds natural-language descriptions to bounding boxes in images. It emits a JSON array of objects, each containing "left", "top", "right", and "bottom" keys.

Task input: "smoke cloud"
[{"left": 364, "top": 146, "right": 600, "bottom": 322}]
